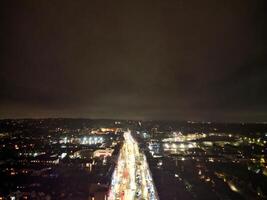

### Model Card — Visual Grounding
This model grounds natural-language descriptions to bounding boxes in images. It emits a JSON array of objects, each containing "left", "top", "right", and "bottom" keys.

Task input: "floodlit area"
[{"left": 108, "top": 130, "right": 158, "bottom": 200}]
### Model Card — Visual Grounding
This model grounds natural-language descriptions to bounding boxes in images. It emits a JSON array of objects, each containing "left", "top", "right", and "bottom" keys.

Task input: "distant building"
[{"left": 20, "top": 154, "right": 60, "bottom": 165}]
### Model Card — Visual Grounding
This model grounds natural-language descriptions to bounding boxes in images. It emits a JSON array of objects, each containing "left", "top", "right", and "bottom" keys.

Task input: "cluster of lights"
[
  {"left": 18, "top": 152, "right": 46, "bottom": 157},
  {"left": 163, "top": 142, "right": 197, "bottom": 150},
  {"left": 163, "top": 133, "right": 207, "bottom": 143},
  {"left": 243, "top": 136, "right": 267, "bottom": 146},
  {"left": 82, "top": 136, "right": 104, "bottom": 144}
]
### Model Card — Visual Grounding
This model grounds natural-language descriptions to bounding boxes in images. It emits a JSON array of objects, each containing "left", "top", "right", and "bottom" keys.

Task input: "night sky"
[{"left": 1, "top": 0, "right": 267, "bottom": 122}]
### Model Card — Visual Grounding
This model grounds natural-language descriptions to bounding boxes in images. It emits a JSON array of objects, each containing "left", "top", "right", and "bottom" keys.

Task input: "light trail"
[{"left": 108, "top": 130, "right": 159, "bottom": 200}]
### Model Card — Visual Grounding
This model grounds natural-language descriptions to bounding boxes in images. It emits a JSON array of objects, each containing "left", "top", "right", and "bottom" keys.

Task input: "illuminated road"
[{"left": 108, "top": 130, "right": 158, "bottom": 200}]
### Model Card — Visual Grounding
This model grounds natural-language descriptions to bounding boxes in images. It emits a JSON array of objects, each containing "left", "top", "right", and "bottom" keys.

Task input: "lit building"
[{"left": 93, "top": 149, "right": 113, "bottom": 157}]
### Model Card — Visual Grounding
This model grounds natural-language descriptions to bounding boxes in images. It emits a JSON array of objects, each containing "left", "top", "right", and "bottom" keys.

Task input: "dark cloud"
[{"left": 1, "top": 0, "right": 267, "bottom": 122}]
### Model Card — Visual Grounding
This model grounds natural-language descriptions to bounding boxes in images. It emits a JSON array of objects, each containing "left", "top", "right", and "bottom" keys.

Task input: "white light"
[
  {"left": 61, "top": 153, "right": 67, "bottom": 159},
  {"left": 164, "top": 143, "right": 169, "bottom": 148}
]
